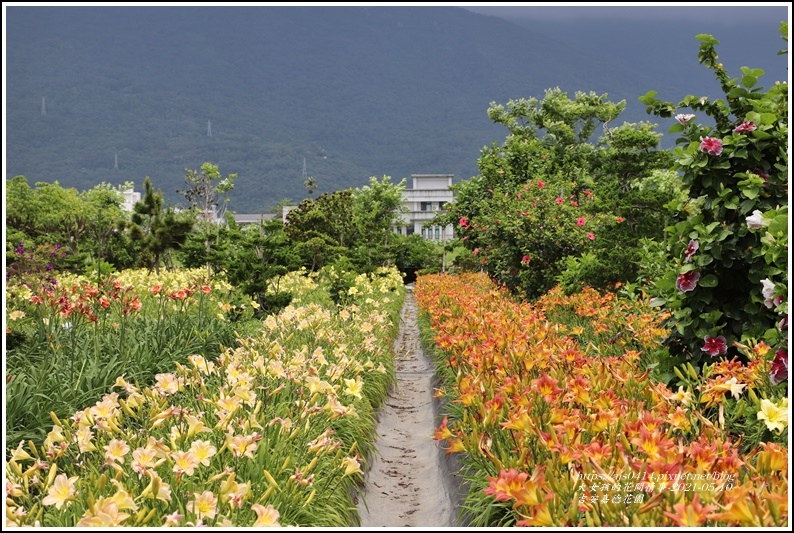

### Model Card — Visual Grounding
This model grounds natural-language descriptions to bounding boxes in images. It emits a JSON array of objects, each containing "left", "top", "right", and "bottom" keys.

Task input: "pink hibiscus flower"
[
  {"left": 699, "top": 137, "right": 723, "bottom": 156},
  {"left": 676, "top": 270, "right": 700, "bottom": 292},
  {"left": 701, "top": 335, "right": 728, "bottom": 357}
]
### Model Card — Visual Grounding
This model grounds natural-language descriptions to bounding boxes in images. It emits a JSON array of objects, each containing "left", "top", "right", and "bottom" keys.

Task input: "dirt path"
[{"left": 356, "top": 287, "right": 457, "bottom": 527}]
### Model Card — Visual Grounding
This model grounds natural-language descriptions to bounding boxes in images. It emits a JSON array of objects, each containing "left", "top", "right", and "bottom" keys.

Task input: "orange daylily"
[{"left": 662, "top": 493, "right": 718, "bottom": 527}]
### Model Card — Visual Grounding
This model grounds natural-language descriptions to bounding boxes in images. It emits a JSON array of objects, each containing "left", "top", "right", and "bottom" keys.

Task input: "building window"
[
  {"left": 421, "top": 227, "right": 426, "bottom": 238},
  {"left": 420, "top": 201, "right": 432, "bottom": 212},
  {"left": 434, "top": 226, "right": 440, "bottom": 240},
  {"left": 407, "top": 225, "right": 414, "bottom": 235}
]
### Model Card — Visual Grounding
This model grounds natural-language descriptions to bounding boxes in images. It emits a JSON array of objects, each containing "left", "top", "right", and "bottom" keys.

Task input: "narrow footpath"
[{"left": 356, "top": 287, "right": 457, "bottom": 527}]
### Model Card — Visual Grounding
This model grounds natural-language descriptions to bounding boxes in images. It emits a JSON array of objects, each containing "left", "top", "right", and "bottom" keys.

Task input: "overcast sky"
[{"left": 461, "top": 3, "right": 790, "bottom": 24}]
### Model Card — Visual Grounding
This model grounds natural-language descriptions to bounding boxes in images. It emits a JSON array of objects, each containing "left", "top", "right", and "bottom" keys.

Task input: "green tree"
[
  {"left": 177, "top": 162, "right": 237, "bottom": 275},
  {"left": 123, "top": 177, "right": 195, "bottom": 274},
  {"left": 284, "top": 190, "right": 356, "bottom": 270},
  {"left": 225, "top": 219, "right": 301, "bottom": 315},
  {"left": 5, "top": 176, "right": 87, "bottom": 255},
  {"left": 80, "top": 183, "right": 126, "bottom": 276},
  {"left": 304, "top": 175, "right": 318, "bottom": 197},
  {"left": 352, "top": 175, "right": 407, "bottom": 268},
  {"left": 438, "top": 89, "right": 674, "bottom": 299}
]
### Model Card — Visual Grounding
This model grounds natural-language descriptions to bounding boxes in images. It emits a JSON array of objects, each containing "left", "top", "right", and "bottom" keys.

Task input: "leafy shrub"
[{"left": 639, "top": 25, "right": 788, "bottom": 369}]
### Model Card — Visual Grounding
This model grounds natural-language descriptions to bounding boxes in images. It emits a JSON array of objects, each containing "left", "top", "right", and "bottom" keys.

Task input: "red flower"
[
  {"left": 733, "top": 121, "right": 757, "bottom": 134},
  {"left": 616, "top": 216, "right": 624, "bottom": 223},
  {"left": 555, "top": 197, "right": 564, "bottom": 205},
  {"left": 537, "top": 180, "right": 545, "bottom": 189},
  {"left": 699, "top": 136, "right": 723, "bottom": 156},
  {"left": 684, "top": 239, "right": 699, "bottom": 263},
  {"left": 676, "top": 270, "right": 700, "bottom": 292},
  {"left": 201, "top": 285, "right": 212, "bottom": 294},
  {"left": 521, "top": 255, "right": 531, "bottom": 264},
  {"left": 128, "top": 298, "right": 143, "bottom": 312},
  {"left": 587, "top": 233, "right": 595, "bottom": 241},
  {"left": 770, "top": 348, "right": 788, "bottom": 386},
  {"left": 459, "top": 217, "right": 468, "bottom": 227},
  {"left": 99, "top": 296, "right": 111, "bottom": 309},
  {"left": 576, "top": 217, "right": 585, "bottom": 227},
  {"left": 700, "top": 335, "right": 727, "bottom": 357}
]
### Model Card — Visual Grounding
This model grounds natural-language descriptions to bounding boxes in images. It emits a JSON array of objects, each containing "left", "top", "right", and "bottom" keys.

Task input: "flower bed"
[
  {"left": 5, "top": 268, "right": 254, "bottom": 445},
  {"left": 5, "top": 267, "right": 405, "bottom": 527},
  {"left": 415, "top": 272, "right": 788, "bottom": 527}
]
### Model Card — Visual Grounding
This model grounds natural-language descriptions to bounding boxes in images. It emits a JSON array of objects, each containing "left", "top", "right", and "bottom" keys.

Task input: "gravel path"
[{"left": 356, "top": 287, "right": 458, "bottom": 527}]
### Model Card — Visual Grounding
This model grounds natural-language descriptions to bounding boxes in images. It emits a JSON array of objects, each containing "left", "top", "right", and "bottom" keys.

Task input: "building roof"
[{"left": 232, "top": 213, "right": 277, "bottom": 224}]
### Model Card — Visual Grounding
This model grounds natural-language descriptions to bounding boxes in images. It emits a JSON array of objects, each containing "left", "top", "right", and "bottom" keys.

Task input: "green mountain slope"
[{"left": 5, "top": 6, "right": 787, "bottom": 212}]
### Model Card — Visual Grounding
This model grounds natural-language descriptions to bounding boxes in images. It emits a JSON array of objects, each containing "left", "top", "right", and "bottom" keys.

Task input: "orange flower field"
[{"left": 415, "top": 272, "right": 788, "bottom": 527}]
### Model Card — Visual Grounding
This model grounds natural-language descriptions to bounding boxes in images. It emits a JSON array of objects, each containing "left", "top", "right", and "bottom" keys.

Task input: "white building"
[
  {"left": 394, "top": 174, "right": 454, "bottom": 242},
  {"left": 121, "top": 188, "right": 141, "bottom": 212}
]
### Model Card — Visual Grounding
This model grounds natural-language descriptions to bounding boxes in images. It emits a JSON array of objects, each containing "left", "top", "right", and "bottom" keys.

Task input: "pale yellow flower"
[
  {"left": 188, "top": 354, "right": 215, "bottom": 374},
  {"left": 172, "top": 450, "right": 199, "bottom": 476},
  {"left": 154, "top": 373, "right": 182, "bottom": 395},
  {"left": 142, "top": 471, "right": 172, "bottom": 502},
  {"left": 227, "top": 434, "right": 258, "bottom": 459},
  {"left": 757, "top": 398, "right": 788, "bottom": 432},
  {"left": 131, "top": 446, "right": 159, "bottom": 476},
  {"left": 344, "top": 377, "right": 363, "bottom": 400},
  {"left": 190, "top": 440, "right": 217, "bottom": 466},
  {"left": 221, "top": 480, "right": 250, "bottom": 509},
  {"left": 42, "top": 473, "right": 79, "bottom": 509},
  {"left": 104, "top": 439, "right": 130, "bottom": 464},
  {"left": 251, "top": 503, "right": 280, "bottom": 527},
  {"left": 77, "top": 500, "right": 130, "bottom": 527},
  {"left": 669, "top": 386, "right": 693, "bottom": 406},
  {"left": 107, "top": 483, "right": 138, "bottom": 511},
  {"left": 163, "top": 511, "right": 184, "bottom": 527},
  {"left": 216, "top": 393, "right": 241, "bottom": 413},
  {"left": 9, "top": 441, "right": 33, "bottom": 462},
  {"left": 187, "top": 490, "right": 218, "bottom": 521},
  {"left": 185, "top": 414, "right": 212, "bottom": 438},
  {"left": 9, "top": 310, "right": 26, "bottom": 320},
  {"left": 76, "top": 426, "right": 97, "bottom": 454},
  {"left": 341, "top": 456, "right": 362, "bottom": 476}
]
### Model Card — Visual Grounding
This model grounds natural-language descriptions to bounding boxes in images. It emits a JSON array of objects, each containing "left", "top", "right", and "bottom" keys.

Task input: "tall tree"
[
  {"left": 124, "top": 177, "right": 194, "bottom": 274},
  {"left": 439, "top": 88, "right": 675, "bottom": 298},
  {"left": 352, "top": 175, "right": 407, "bottom": 267},
  {"left": 284, "top": 190, "right": 356, "bottom": 270},
  {"left": 177, "top": 162, "right": 237, "bottom": 275}
]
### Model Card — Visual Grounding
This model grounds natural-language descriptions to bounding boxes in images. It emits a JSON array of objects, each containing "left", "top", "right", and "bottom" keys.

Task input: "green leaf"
[
  {"left": 741, "top": 75, "right": 757, "bottom": 88},
  {"left": 699, "top": 274, "right": 718, "bottom": 288},
  {"left": 760, "top": 113, "right": 778, "bottom": 125},
  {"left": 668, "top": 123, "right": 684, "bottom": 133},
  {"left": 768, "top": 217, "right": 787, "bottom": 235},
  {"left": 739, "top": 199, "right": 757, "bottom": 214}
]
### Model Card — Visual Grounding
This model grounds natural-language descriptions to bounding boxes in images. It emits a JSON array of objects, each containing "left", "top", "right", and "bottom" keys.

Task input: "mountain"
[{"left": 5, "top": 6, "right": 788, "bottom": 212}]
